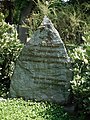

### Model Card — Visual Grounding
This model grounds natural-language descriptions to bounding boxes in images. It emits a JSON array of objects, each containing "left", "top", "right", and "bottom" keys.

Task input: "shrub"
[
  {"left": 0, "top": 13, "right": 23, "bottom": 96},
  {"left": 68, "top": 42, "right": 90, "bottom": 116}
]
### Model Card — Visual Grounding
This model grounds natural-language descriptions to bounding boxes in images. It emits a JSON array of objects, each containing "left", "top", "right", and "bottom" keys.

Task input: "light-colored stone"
[{"left": 10, "top": 16, "right": 72, "bottom": 104}]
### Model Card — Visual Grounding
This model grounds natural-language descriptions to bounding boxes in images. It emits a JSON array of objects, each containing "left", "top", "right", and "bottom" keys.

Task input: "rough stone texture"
[
  {"left": 19, "top": 26, "right": 28, "bottom": 44},
  {"left": 10, "top": 16, "right": 72, "bottom": 104}
]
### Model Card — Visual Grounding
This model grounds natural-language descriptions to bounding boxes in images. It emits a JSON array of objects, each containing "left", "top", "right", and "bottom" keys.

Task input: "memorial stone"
[{"left": 10, "top": 16, "right": 72, "bottom": 104}]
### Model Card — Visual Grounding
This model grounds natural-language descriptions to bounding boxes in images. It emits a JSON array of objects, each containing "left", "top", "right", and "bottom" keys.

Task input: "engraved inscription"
[{"left": 10, "top": 16, "right": 72, "bottom": 104}]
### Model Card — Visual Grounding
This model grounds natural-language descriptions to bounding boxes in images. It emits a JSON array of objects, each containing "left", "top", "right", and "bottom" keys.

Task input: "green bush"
[
  {"left": 0, "top": 13, "right": 23, "bottom": 96},
  {"left": 68, "top": 42, "right": 90, "bottom": 115}
]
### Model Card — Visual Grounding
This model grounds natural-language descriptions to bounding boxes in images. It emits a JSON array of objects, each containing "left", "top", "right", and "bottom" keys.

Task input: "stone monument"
[{"left": 10, "top": 16, "right": 72, "bottom": 104}]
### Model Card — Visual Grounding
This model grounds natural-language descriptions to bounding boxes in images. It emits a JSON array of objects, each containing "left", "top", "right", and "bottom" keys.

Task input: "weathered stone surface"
[{"left": 10, "top": 16, "right": 72, "bottom": 104}]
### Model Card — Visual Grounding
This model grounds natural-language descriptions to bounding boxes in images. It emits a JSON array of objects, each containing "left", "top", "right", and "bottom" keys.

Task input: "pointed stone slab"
[{"left": 10, "top": 16, "right": 72, "bottom": 104}]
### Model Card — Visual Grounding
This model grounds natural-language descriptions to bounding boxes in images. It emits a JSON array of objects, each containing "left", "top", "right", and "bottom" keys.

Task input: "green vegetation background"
[{"left": 0, "top": 0, "right": 90, "bottom": 120}]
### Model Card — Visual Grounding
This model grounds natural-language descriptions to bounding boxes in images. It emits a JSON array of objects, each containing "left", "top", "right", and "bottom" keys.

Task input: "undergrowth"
[{"left": 0, "top": 98, "right": 85, "bottom": 120}]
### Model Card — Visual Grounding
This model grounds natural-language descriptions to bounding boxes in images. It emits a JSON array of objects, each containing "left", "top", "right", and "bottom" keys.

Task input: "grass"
[{"left": 0, "top": 98, "right": 85, "bottom": 120}]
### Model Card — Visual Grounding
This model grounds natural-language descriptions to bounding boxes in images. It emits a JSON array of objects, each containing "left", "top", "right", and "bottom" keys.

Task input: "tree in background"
[
  {"left": 69, "top": 0, "right": 90, "bottom": 4},
  {"left": 0, "top": 0, "right": 14, "bottom": 24}
]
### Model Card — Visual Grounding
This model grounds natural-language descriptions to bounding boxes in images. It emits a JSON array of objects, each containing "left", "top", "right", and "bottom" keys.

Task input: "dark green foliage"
[
  {"left": 13, "top": 0, "right": 34, "bottom": 24},
  {"left": 69, "top": 0, "right": 90, "bottom": 15},
  {"left": 69, "top": 0, "right": 90, "bottom": 4},
  {"left": 13, "top": 0, "right": 30, "bottom": 24},
  {"left": 15, "top": 0, "right": 30, "bottom": 10},
  {"left": 0, "top": 0, "right": 14, "bottom": 24}
]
